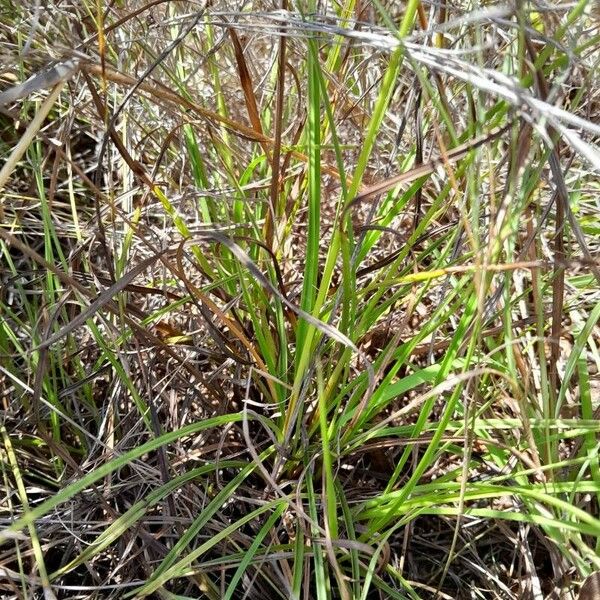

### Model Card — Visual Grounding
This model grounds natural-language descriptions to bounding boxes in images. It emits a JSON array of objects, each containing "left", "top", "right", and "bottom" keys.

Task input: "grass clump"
[{"left": 1, "top": 1, "right": 600, "bottom": 598}]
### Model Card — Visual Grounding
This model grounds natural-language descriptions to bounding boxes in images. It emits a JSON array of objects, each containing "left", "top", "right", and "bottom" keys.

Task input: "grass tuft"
[{"left": 1, "top": 1, "right": 600, "bottom": 598}]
